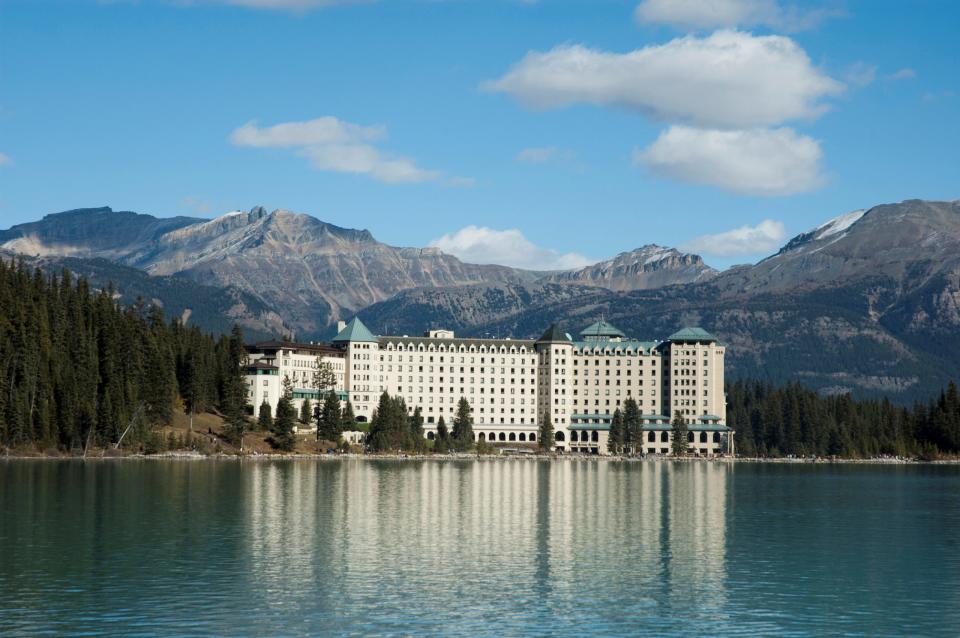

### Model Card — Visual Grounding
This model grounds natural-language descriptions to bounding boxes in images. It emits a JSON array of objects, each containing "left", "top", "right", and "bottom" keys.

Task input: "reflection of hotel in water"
[
  {"left": 245, "top": 316, "right": 734, "bottom": 456},
  {"left": 241, "top": 460, "right": 730, "bottom": 624}
]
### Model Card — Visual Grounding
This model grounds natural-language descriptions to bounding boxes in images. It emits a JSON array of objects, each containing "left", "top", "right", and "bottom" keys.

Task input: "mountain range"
[{"left": 3, "top": 198, "right": 959, "bottom": 401}]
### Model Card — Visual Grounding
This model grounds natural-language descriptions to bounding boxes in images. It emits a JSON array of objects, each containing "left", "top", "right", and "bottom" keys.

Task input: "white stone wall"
[
  {"left": 666, "top": 342, "right": 726, "bottom": 423},
  {"left": 346, "top": 341, "right": 380, "bottom": 420},
  {"left": 376, "top": 337, "right": 539, "bottom": 428},
  {"left": 246, "top": 347, "right": 346, "bottom": 418}
]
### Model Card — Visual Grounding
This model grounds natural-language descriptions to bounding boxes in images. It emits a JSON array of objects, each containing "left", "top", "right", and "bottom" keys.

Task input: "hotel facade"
[{"left": 245, "top": 317, "right": 733, "bottom": 456}]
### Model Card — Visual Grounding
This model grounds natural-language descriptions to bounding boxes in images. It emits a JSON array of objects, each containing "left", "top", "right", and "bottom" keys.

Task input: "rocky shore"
[{"left": 3, "top": 448, "right": 959, "bottom": 464}]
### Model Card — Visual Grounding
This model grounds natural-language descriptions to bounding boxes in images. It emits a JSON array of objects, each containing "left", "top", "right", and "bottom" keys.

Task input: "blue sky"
[{"left": 0, "top": 0, "right": 957, "bottom": 270}]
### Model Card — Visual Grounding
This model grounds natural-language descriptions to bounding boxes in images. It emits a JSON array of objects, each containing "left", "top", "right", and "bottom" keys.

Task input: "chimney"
[{"left": 337, "top": 320, "right": 347, "bottom": 333}]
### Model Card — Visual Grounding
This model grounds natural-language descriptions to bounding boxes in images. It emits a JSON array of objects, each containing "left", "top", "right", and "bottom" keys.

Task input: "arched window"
[
  {"left": 687, "top": 431, "right": 695, "bottom": 443},
  {"left": 591, "top": 431, "right": 599, "bottom": 442},
  {"left": 570, "top": 431, "right": 579, "bottom": 442},
  {"left": 700, "top": 432, "right": 708, "bottom": 443},
  {"left": 427, "top": 431, "right": 435, "bottom": 440},
  {"left": 509, "top": 433, "right": 516, "bottom": 441},
  {"left": 478, "top": 432, "right": 486, "bottom": 441},
  {"left": 529, "top": 433, "right": 536, "bottom": 442},
  {"left": 713, "top": 432, "right": 721, "bottom": 443},
  {"left": 518, "top": 433, "right": 527, "bottom": 442},
  {"left": 555, "top": 431, "right": 565, "bottom": 442},
  {"left": 661, "top": 431, "right": 668, "bottom": 442},
  {"left": 499, "top": 432, "right": 506, "bottom": 441},
  {"left": 648, "top": 431, "right": 656, "bottom": 442}
]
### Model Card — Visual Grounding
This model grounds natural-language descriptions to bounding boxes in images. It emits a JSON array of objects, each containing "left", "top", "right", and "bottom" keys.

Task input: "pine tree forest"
[
  {"left": 3, "top": 259, "right": 960, "bottom": 458},
  {"left": 0, "top": 260, "right": 247, "bottom": 452}
]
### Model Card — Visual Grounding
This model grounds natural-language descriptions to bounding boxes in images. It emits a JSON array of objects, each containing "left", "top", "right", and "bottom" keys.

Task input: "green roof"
[
  {"left": 536, "top": 323, "right": 572, "bottom": 343},
  {"left": 333, "top": 317, "right": 378, "bottom": 343},
  {"left": 668, "top": 327, "right": 718, "bottom": 343},
  {"left": 580, "top": 320, "right": 626, "bottom": 339}
]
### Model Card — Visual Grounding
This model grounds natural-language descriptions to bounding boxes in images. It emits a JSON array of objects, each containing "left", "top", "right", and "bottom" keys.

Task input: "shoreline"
[{"left": 2, "top": 450, "right": 958, "bottom": 465}]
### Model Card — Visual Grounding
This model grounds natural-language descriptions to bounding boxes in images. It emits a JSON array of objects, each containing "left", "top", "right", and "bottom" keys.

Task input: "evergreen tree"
[
  {"left": 538, "top": 418, "right": 554, "bottom": 452},
  {"left": 608, "top": 408, "right": 624, "bottom": 455},
  {"left": 312, "top": 358, "right": 337, "bottom": 394},
  {"left": 410, "top": 406, "right": 426, "bottom": 452},
  {"left": 367, "top": 392, "right": 411, "bottom": 452},
  {"left": 623, "top": 399, "right": 641, "bottom": 454},
  {"left": 257, "top": 401, "right": 273, "bottom": 432},
  {"left": 299, "top": 397, "right": 312, "bottom": 426},
  {"left": 221, "top": 326, "right": 249, "bottom": 448},
  {"left": 434, "top": 416, "right": 450, "bottom": 454},
  {"left": 318, "top": 389, "right": 343, "bottom": 443},
  {"left": 341, "top": 400, "right": 356, "bottom": 432},
  {"left": 451, "top": 397, "right": 474, "bottom": 452},
  {"left": 272, "top": 392, "right": 297, "bottom": 452},
  {"left": 671, "top": 413, "right": 688, "bottom": 456}
]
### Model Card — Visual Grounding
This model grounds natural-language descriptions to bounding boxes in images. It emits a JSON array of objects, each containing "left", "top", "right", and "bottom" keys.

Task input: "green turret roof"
[
  {"left": 580, "top": 320, "right": 626, "bottom": 339},
  {"left": 333, "top": 317, "right": 378, "bottom": 343},
  {"left": 536, "top": 323, "right": 571, "bottom": 343},
  {"left": 668, "top": 327, "right": 718, "bottom": 343}
]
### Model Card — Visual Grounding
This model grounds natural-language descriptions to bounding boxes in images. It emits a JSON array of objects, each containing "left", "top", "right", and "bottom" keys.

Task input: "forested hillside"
[
  {"left": 728, "top": 380, "right": 960, "bottom": 458},
  {"left": 2, "top": 257, "right": 958, "bottom": 457},
  {"left": 0, "top": 258, "right": 248, "bottom": 451}
]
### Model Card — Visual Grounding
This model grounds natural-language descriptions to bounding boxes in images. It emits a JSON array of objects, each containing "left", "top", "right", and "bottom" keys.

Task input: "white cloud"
[
  {"left": 484, "top": 31, "right": 843, "bottom": 129},
  {"left": 229, "top": 117, "right": 384, "bottom": 147},
  {"left": 516, "top": 146, "right": 575, "bottom": 163},
  {"left": 681, "top": 219, "right": 787, "bottom": 257},
  {"left": 230, "top": 117, "right": 464, "bottom": 185},
  {"left": 634, "top": 0, "right": 837, "bottom": 32},
  {"left": 844, "top": 61, "right": 877, "bottom": 88},
  {"left": 0, "top": 152, "right": 10, "bottom": 166},
  {"left": 888, "top": 68, "right": 916, "bottom": 81},
  {"left": 635, "top": 125, "right": 825, "bottom": 196},
  {"left": 300, "top": 144, "right": 440, "bottom": 184},
  {"left": 430, "top": 226, "right": 592, "bottom": 270}
]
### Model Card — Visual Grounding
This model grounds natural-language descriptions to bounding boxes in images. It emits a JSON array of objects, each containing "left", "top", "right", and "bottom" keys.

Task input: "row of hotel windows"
[
  {"left": 383, "top": 365, "right": 533, "bottom": 374},
  {"left": 382, "top": 375, "right": 536, "bottom": 385},
  {"left": 277, "top": 357, "right": 344, "bottom": 370},
  {"left": 426, "top": 431, "right": 538, "bottom": 442},
  {"left": 382, "top": 354, "right": 536, "bottom": 365},
  {"left": 382, "top": 344, "right": 534, "bottom": 356},
  {"left": 393, "top": 395, "right": 532, "bottom": 405},
  {"left": 540, "top": 371, "right": 660, "bottom": 383},
  {"left": 392, "top": 386, "right": 534, "bottom": 395}
]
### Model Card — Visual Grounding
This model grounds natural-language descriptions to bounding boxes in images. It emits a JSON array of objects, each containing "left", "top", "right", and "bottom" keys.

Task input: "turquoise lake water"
[{"left": 1, "top": 459, "right": 958, "bottom": 637}]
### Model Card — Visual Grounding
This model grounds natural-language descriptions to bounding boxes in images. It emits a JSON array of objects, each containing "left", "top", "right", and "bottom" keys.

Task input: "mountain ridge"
[{"left": 1, "top": 205, "right": 715, "bottom": 332}]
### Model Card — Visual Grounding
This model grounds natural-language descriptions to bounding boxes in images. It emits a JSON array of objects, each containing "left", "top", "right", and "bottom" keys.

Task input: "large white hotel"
[{"left": 245, "top": 317, "right": 733, "bottom": 456}]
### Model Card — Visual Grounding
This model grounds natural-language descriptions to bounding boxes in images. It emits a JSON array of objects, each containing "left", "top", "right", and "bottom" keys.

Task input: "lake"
[{"left": 1, "top": 459, "right": 958, "bottom": 636}]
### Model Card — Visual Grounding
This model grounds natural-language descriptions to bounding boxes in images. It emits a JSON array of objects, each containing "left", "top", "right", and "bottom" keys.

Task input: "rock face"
[
  {"left": 0, "top": 207, "right": 202, "bottom": 260},
  {"left": 544, "top": 245, "right": 716, "bottom": 291},
  {"left": 1, "top": 206, "right": 539, "bottom": 334}
]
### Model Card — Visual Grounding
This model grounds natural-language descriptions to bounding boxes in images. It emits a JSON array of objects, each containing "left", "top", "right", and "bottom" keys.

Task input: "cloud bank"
[
  {"left": 430, "top": 226, "right": 592, "bottom": 271},
  {"left": 681, "top": 219, "right": 787, "bottom": 257},
  {"left": 635, "top": 126, "right": 825, "bottom": 196},
  {"left": 484, "top": 30, "right": 843, "bottom": 129},
  {"left": 230, "top": 117, "right": 465, "bottom": 185}
]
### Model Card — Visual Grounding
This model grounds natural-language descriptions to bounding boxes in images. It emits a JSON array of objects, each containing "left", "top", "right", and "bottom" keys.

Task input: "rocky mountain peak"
[{"left": 543, "top": 243, "right": 716, "bottom": 291}]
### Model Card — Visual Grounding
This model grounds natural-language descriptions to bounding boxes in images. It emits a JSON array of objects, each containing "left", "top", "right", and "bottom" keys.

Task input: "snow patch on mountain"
[{"left": 814, "top": 209, "right": 865, "bottom": 240}]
